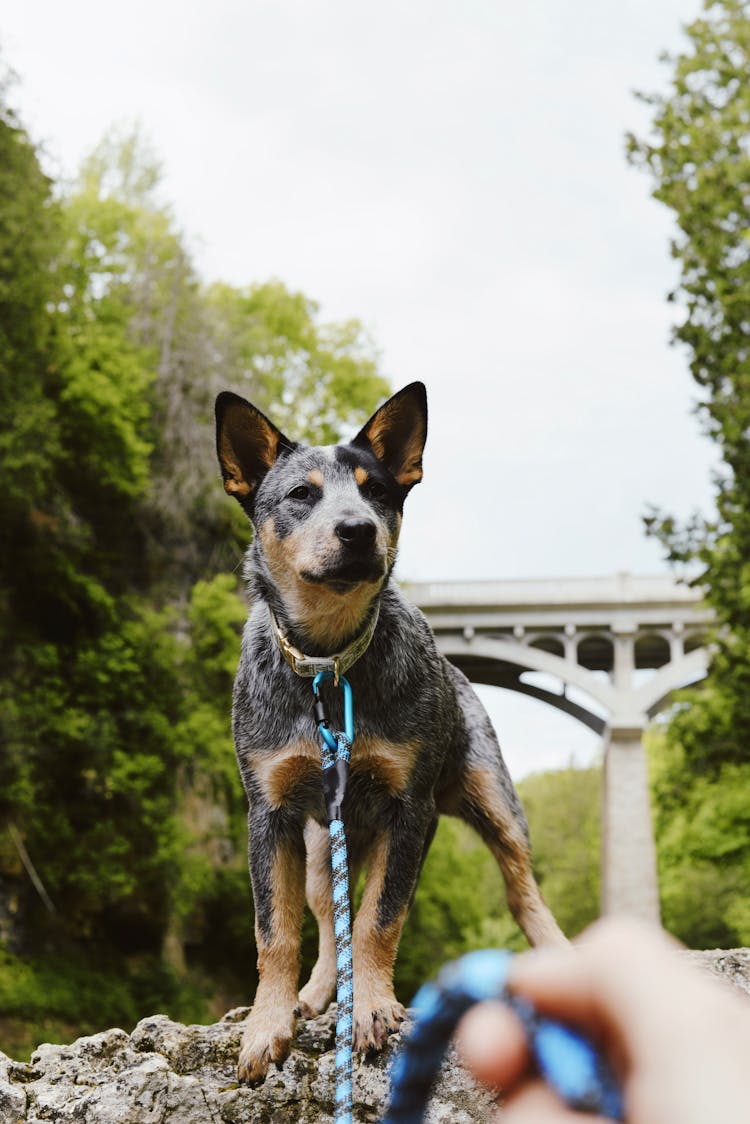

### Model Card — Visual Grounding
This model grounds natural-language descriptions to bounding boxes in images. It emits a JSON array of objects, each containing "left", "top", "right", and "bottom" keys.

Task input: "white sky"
[{"left": 2, "top": 0, "right": 715, "bottom": 777}]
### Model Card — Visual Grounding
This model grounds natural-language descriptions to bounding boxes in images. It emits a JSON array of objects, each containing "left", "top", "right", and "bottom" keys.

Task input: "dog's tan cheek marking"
[
  {"left": 351, "top": 737, "right": 419, "bottom": 795},
  {"left": 249, "top": 740, "right": 321, "bottom": 808},
  {"left": 259, "top": 517, "right": 305, "bottom": 594},
  {"left": 258, "top": 514, "right": 387, "bottom": 651},
  {"left": 258, "top": 515, "right": 280, "bottom": 555},
  {"left": 354, "top": 466, "right": 369, "bottom": 486},
  {"left": 259, "top": 517, "right": 318, "bottom": 585}
]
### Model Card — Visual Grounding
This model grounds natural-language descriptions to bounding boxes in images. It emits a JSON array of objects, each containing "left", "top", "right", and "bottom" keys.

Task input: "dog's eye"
[
  {"left": 287, "top": 485, "right": 312, "bottom": 501},
  {"left": 365, "top": 480, "right": 388, "bottom": 500}
]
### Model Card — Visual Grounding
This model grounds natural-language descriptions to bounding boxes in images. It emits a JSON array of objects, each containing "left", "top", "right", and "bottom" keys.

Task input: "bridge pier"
[
  {"left": 601, "top": 727, "right": 660, "bottom": 923},
  {"left": 410, "top": 574, "right": 710, "bottom": 931}
]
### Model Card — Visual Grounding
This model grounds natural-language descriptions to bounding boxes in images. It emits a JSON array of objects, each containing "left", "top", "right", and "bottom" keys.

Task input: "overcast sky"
[{"left": 2, "top": 0, "right": 715, "bottom": 776}]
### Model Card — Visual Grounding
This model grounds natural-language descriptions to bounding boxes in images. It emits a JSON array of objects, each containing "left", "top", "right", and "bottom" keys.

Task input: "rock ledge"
[
  {"left": 0, "top": 1004, "right": 492, "bottom": 1123},
  {"left": 2, "top": 949, "right": 749, "bottom": 1123}
]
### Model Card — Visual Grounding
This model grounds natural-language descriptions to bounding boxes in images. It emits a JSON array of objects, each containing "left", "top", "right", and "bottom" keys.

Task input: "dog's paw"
[
  {"left": 237, "top": 1012, "right": 296, "bottom": 1084},
  {"left": 352, "top": 995, "right": 407, "bottom": 1053},
  {"left": 297, "top": 974, "right": 336, "bottom": 1018}
]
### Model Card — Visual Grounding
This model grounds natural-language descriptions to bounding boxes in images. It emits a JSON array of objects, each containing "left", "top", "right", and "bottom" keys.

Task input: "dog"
[{"left": 215, "top": 381, "right": 565, "bottom": 1083}]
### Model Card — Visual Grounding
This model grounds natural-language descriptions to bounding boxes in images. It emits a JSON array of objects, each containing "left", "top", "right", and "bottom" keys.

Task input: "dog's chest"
[{"left": 247, "top": 735, "right": 420, "bottom": 810}]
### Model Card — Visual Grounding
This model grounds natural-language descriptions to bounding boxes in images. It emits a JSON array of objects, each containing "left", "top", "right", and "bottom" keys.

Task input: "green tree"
[
  {"left": 60, "top": 127, "right": 220, "bottom": 587},
  {"left": 648, "top": 725, "right": 750, "bottom": 947},
  {"left": 206, "top": 279, "right": 390, "bottom": 445},
  {"left": 628, "top": 0, "right": 750, "bottom": 768},
  {"left": 628, "top": 0, "right": 750, "bottom": 943},
  {"left": 64, "top": 131, "right": 391, "bottom": 586},
  {"left": 0, "top": 97, "right": 394, "bottom": 1054},
  {"left": 0, "top": 76, "right": 69, "bottom": 629}
]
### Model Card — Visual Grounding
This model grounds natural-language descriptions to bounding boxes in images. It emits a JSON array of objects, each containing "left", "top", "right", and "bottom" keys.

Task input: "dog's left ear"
[
  {"left": 352, "top": 382, "right": 427, "bottom": 490},
  {"left": 215, "top": 391, "right": 294, "bottom": 505}
]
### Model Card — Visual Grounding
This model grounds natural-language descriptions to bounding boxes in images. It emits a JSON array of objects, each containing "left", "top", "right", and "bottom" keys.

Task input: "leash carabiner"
[{"left": 312, "top": 671, "right": 354, "bottom": 753}]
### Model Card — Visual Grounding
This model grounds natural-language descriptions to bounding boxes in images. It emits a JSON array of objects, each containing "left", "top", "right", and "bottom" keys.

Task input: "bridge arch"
[
  {"left": 634, "top": 631, "right": 671, "bottom": 669},
  {"left": 577, "top": 632, "right": 615, "bottom": 672},
  {"left": 406, "top": 573, "right": 714, "bottom": 924},
  {"left": 527, "top": 634, "right": 565, "bottom": 659},
  {"left": 637, "top": 647, "right": 710, "bottom": 717},
  {"left": 436, "top": 634, "right": 611, "bottom": 734}
]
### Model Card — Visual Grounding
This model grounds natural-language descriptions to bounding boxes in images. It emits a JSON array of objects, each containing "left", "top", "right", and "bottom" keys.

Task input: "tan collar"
[{"left": 268, "top": 602, "right": 380, "bottom": 682}]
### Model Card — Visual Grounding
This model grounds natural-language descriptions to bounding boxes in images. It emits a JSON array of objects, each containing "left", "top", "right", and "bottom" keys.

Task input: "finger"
[
  {"left": 501, "top": 1078, "right": 611, "bottom": 1124},
  {"left": 508, "top": 918, "right": 693, "bottom": 1063},
  {"left": 455, "top": 999, "right": 529, "bottom": 1092}
]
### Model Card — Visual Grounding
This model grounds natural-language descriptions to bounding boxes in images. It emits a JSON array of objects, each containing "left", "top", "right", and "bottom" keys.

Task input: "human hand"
[{"left": 456, "top": 916, "right": 750, "bottom": 1123}]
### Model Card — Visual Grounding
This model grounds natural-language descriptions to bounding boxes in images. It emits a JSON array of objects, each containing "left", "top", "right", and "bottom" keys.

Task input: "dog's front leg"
[
  {"left": 351, "top": 809, "right": 432, "bottom": 1052},
  {"left": 239, "top": 805, "right": 306, "bottom": 1084}
]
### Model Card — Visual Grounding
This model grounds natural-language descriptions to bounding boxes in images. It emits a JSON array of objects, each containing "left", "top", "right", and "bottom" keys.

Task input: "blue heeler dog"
[{"left": 215, "top": 381, "right": 565, "bottom": 1083}]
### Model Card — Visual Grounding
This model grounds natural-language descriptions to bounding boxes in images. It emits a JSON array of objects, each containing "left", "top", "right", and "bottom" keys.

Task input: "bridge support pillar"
[{"left": 601, "top": 727, "right": 660, "bottom": 923}]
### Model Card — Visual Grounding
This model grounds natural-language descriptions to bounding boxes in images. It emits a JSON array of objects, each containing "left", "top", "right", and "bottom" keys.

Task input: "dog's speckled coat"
[{"left": 215, "top": 382, "right": 565, "bottom": 1083}]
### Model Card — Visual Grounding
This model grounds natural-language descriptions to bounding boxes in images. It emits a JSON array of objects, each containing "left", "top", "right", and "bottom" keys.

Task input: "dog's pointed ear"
[
  {"left": 352, "top": 382, "right": 427, "bottom": 490},
  {"left": 215, "top": 391, "right": 294, "bottom": 502}
]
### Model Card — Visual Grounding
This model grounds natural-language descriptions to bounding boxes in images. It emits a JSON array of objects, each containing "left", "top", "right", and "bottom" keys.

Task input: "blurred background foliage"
[
  {"left": 630, "top": 0, "right": 750, "bottom": 953},
  {"left": 0, "top": 79, "right": 605, "bottom": 1060},
  {"left": 2, "top": 0, "right": 750, "bottom": 1065}
]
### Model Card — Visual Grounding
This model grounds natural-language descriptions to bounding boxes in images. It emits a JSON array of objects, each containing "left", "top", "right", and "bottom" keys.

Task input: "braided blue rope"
[
  {"left": 382, "top": 949, "right": 624, "bottom": 1123},
  {"left": 313, "top": 673, "right": 354, "bottom": 1124}
]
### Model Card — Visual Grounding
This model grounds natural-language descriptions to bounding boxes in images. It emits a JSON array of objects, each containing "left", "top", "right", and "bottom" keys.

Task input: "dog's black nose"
[{"left": 335, "top": 518, "right": 377, "bottom": 549}]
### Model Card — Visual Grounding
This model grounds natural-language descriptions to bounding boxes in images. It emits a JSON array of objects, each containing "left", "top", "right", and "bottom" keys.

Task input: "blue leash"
[
  {"left": 383, "top": 948, "right": 624, "bottom": 1122},
  {"left": 312, "top": 671, "right": 355, "bottom": 1124},
  {"left": 310, "top": 676, "right": 623, "bottom": 1124}
]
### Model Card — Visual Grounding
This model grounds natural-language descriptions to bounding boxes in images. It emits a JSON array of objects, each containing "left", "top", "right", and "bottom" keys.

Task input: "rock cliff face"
[{"left": 2, "top": 949, "right": 749, "bottom": 1123}]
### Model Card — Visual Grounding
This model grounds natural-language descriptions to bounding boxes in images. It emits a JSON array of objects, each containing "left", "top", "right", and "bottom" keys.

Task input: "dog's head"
[{"left": 215, "top": 383, "right": 427, "bottom": 649}]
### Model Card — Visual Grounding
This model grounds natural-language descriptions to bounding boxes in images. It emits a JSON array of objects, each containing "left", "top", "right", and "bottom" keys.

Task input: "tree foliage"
[
  {"left": 0, "top": 78, "right": 390, "bottom": 1055},
  {"left": 0, "top": 77, "right": 603, "bottom": 1050},
  {"left": 629, "top": 0, "right": 750, "bottom": 943},
  {"left": 628, "top": 0, "right": 750, "bottom": 725},
  {"left": 648, "top": 725, "right": 750, "bottom": 947},
  {"left": 206, "top": 281, "right": 387, "bottom": 445}
]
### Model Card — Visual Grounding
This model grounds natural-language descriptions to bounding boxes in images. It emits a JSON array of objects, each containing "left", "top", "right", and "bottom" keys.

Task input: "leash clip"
[
  {"left": 312, "top": 672, "right": 354, "bottom": 826},
  {"left": 312, "top": 671, "right": 354, "bottom": 750}
]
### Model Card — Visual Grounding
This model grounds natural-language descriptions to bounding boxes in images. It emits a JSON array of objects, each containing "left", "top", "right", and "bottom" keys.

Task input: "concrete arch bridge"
[{"left": 404, "top": 572, "right": 712, "bottom": 923}]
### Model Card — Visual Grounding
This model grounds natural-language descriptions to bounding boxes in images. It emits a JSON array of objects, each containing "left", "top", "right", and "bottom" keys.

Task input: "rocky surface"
[
  {"left": 0, "top": 1005, "right": 493, "bottom": 1123},
  {"left": 684, "top": 947, "right": 750, "bottom": 998},
  {"left": 2, "top": 949, "right": 749, "bottom": 1123}
]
